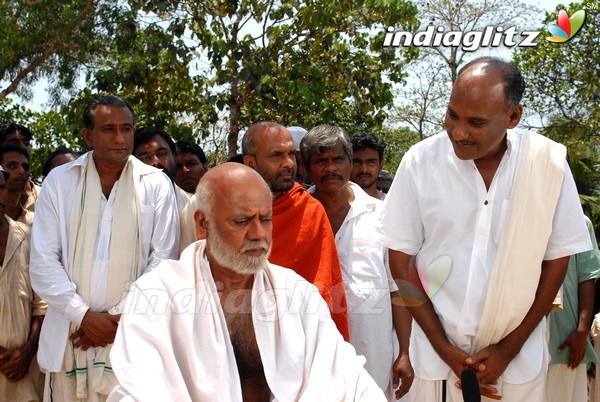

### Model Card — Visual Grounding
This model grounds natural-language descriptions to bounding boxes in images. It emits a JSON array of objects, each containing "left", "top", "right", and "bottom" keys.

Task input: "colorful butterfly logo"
[{"left": 546, "top": 9, "right": 586, "bottom": 43}]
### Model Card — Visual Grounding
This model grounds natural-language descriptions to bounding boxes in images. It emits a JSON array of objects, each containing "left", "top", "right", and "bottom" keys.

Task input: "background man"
[
  {"left": 377, "top": 170, "right": 393, "bottom": 194},
  {"left": 133, "top": 126, "right": 190, "bottom": 212},
  {"left": 242, "top": 121, "right": 349, "bottom": 340},
  {"left": 0, "top": 145, "right": 33, "bottom": 225},
  {"left": 41, "top": 149, "right": 78, "bottom": 180},
  {"left": 302, "top": 125, "right": 413, "bottom": 400},
  {"left": 174, "top": 140, "right": 208, "bottom": 194},
  {"left": 350, "top": 132, "right": 386, "bottom": 200},
  {"left": 30, "top": 95, "right": 179, "bottom": 402},
  {"left": 108, "top": 163, "right": 385, "bottom": 401},
  {"left": 0, "top": 167, "right": 46, "bottom": 401},
  {"left": 377, "top": 57, "right": 592, "bottom": 401},
  {"left": 0, "top": 123, "right": 38, "bottom": 212},
  {"left": 546, "top": 215, "right": 600, "bottom": 402}
]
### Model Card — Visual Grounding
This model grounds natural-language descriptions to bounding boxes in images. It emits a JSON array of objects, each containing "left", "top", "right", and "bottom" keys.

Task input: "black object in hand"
[{"left": 461, "top": 367, "right": 481, "bottom": 402}]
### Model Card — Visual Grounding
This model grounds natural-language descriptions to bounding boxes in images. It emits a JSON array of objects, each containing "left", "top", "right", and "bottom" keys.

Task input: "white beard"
[{"left": 207, "top": 223, "right": 271, "bottom": 275}]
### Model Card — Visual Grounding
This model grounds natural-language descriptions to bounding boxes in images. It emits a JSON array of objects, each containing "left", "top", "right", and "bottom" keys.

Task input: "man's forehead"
[
  {"left": 93, "top": 105, "right": 133, "bottom": 122},
  {"left": 2, "top": 152, "right": 28, "bottom": 162},
  {"left": 353, "top": 148, "right": 379, "bottom": 158},
  {"left": 176, "top": 152, "right": 200, "bottom": 161}
]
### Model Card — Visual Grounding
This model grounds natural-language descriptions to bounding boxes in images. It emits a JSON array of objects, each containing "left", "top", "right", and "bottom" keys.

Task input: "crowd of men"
[{"left": 0, "top": 56, "right": 599, "bottom": 402}]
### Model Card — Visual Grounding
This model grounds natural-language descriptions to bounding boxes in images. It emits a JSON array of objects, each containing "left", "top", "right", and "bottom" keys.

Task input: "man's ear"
[
  {"left": 243, "top": 155, "right": 256, "bottom": 169},
  {"left": 195, "top": 210, "right": 208, "bottom": 240},
  {"left": 507, "top": 104, "right": 523, "bottom": 129},
  {"left": 82, "top": 128, "right": 93, "bottom": 148}
]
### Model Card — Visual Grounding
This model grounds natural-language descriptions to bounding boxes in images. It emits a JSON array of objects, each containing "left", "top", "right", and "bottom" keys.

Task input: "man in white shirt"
[
  {"left": 301, "top": 124, "right": 413, "bottom": 400},
  {"left": 30, "top": 95, "right": 180, "bottom": 402},
  {"left": 108, "top": 163, "right": 385, "bottom": 401},
  {"left": 377, "top": 57, "right": 592, "bottom": 401}
]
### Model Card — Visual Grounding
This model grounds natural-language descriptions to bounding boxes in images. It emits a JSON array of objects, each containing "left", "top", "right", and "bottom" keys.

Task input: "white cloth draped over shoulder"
[
  {"left": 473, "top": 131, "right": 567, "bottom": 350},
  {"left": 376, "top": 130, "right": 592, "bottom": 384},
  {"left": 30, "top": 152, "right": 180, "bottom": 374},
  {"left": 65, "top": 153, "right": 144, "bottom": 398},
  {"left": 109, "top": 241, "right": 386, "bottom": 401}
]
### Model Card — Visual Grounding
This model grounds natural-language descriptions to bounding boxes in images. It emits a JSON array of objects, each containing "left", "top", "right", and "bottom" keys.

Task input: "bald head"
[
  {"left": 195, "top": 162, "right": 271, "bottom": 217},
  {"left": 456, "top": 57, "right": 525, "bottom": 109},
  {"left": 241, "top": 122, "right": 297, "bottom": 198},
  {"left": 241, "top": 122, "right": 290, "bottom": 156},
  {"left": 194, "top": 162, "right": 273, "bottom": 276}
]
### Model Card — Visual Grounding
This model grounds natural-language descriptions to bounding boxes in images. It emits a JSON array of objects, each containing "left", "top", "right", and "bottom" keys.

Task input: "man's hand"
[
  {"left": 0, "top": 347, "right": 34, "bottom": 382},
  {"left": 392, "top": 352, "right": 413, "bottom": 400},
  {"left": 558, "top": 329, "right": 588, "bottom": 368},
  {"left": 71, "top": 311, "right": 120, "bottom": 349},
  {"left": 466, "top": 342, "right": 515, "bottom": 395}
]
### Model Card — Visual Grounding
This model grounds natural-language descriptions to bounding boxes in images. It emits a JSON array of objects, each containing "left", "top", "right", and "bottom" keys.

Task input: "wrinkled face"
[
  {"left": 205, "top": 182, "right": 273, "bottom": 275},
  {"left": 245, "top": 128, "right": 297, "bottom": 194},
  {"left": 175, "top": 152, "right": 206, "bottom": 193},
  {"left": 444, "top": 66, "right": 521, "bottom": 162},
  {"left": 1, "top": 151, "right": 29, "bottom": 192},
  {"left": 3, "top": 131, "right": 31, "bottom": 153},
  {"left": 83, "top": 106, "right": 135, "bottom": 167},
  {"left": 308, "top": 141, "right": 351, "bottom": 193},
  {"left": 134, "top": 135, "right": 177, "bottom": 180},
  {"left": 351, "top": 148, "right": 382, "bottom": 190}
]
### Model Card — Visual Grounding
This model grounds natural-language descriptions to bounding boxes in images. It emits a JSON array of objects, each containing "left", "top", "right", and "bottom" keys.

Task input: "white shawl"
[
  {"left": 473, "top": 132, "right": 566, "bottom": 351},
  {"left": 66, "top": 153, "right": 143, "bottom": 399},
  {"left": 109, "top": 241, "right": 385, "bottom": 401}
]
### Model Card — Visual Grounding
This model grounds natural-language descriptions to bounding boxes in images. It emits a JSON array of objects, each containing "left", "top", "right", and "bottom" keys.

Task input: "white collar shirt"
[
  {"left": 377, "top": 129, "right": 591, "bottom": 383},
  {"left": 30, "top": 152, "right": 180, "bottom": 371},
  {"left": 312, "top": 182, "right": 397, "bottom": 393}
]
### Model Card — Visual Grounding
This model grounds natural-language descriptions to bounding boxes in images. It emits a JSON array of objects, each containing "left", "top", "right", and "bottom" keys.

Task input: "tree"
[
  {"left": 0, "top": 98, "right": 85, "bottom": 181},
  {"left": 393, "top": 0, "right": 539, "bottom": 138},
  {"left": 514, "top": 1, "right": 599, "bottom": 136},
  {"left": 514, "top": 1, "right": 600, "bottom": 233},
  {"left": 376, "top": 125, "right": 420, "bottom": 175},
  {"left": 0, "top": 0, "right": 134, "bottom": 103},
  {"left": 126, "top": 0, "right": 420, "bottom": 156},
  {"left": 389, "top": 61, "right": 448, "bottom": 140}
]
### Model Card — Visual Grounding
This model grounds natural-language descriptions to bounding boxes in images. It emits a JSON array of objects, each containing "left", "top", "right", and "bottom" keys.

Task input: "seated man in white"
[{"left": 108, "top": 163, "right": 385, "bottom": 402}]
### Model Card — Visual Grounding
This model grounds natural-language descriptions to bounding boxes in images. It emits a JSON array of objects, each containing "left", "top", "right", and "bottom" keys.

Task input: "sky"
[{"left": 7, "top": 0, "right": 582, "bottom": 113}]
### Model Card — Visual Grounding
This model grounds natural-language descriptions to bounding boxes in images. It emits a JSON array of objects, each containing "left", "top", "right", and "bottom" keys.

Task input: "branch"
[{"left": 0, "top": 0, "right": 94, "bottom": 101}]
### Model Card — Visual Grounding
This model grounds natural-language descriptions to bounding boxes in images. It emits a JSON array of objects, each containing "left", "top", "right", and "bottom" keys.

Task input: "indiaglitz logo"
[
  {"left": 383, "top": 7, "right": 589, "bottom": 50},
  {"left": 546, "top": 9, "right": 586, "bottom": 42}
]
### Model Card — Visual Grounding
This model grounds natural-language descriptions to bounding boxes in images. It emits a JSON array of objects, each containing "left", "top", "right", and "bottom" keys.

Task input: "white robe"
[{"left": 108, "top": 241, "right": 385, "bottom": 401}]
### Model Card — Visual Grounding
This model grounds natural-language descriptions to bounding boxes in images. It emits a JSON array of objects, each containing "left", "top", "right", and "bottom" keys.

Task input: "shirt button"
[{"left": 484, "top": 200, "right": 488, "bottom": 205}]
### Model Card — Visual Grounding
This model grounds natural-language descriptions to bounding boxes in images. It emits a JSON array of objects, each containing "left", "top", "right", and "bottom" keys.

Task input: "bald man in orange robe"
[{"left": 242, "top": 122, "right": 348, "bottom": 340}]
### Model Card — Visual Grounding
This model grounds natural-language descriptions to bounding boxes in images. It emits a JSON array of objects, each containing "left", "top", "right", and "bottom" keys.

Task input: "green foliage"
[
  {"left": 375, "top": 125, "right": 420, "bottom": 175},
  {"left": 124, "top": 0, "right": 419, "bottom": 156},
  {"left": 0, "top": 0, "right": 133, "bottom": 102},
  {"left": 0, "top": 98, "right": 85, "bottom": 182},
  {"left": 514, "top": 1, "right": 600, "bottom": 235}
]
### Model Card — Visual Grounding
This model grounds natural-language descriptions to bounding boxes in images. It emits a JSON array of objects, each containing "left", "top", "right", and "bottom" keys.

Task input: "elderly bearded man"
[{"left": 108, "top": 163, "right": 385, "bottom": 401}]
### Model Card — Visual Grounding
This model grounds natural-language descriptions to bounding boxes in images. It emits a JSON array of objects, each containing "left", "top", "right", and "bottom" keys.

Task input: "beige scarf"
[
  {"left": 473, "top": 132, "right": 566, "bottom": 352},
  {"left": 65, "top": 152, "right": 142, "bottom": 399}
]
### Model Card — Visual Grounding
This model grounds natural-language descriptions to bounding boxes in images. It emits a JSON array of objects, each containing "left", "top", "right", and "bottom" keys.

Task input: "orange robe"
[{"left": 270, "top": 183, "right": 349, "bottom": 340}]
